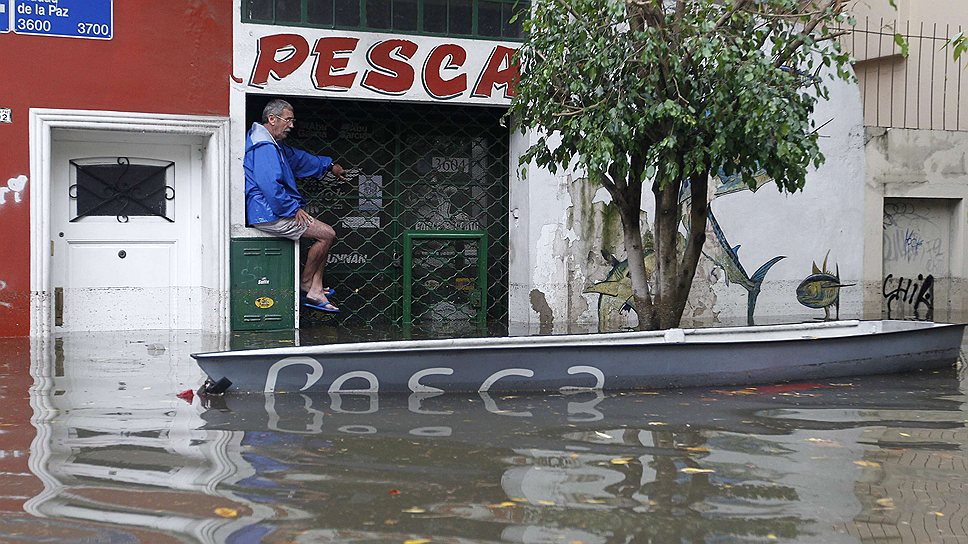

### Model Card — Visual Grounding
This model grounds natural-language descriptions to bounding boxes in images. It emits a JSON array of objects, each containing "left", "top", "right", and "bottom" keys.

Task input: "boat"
[{"left": 191, "top": 320, "right": 966, "bottom": 394}]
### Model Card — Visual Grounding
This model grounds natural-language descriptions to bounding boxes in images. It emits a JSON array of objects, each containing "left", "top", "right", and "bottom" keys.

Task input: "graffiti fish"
[
  {"left": 584, "top": 249, "right": 657, "bottom": 328},
  {"left": 796, "top": 251, "right": 853, "bottom": 320},
  {"left": 703, "top": 209, "right": 785, "bottom": 326},
  {"left": 713, "top": 166, "right": 773, "bottom": 198},
  {"left": 587, "top": 166, "right": 781, "bottom": 329}
]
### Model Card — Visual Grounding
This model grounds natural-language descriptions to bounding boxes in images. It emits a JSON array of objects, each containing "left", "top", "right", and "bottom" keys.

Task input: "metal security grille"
[{"left": 248, "top": 97, "right": 509, "bottom": 328}]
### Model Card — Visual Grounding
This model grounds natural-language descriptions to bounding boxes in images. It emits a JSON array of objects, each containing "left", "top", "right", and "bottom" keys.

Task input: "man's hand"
[
  {"left": 331, "top": 163, "right": 347, "bottom": 181},
  {"left": 294, "top": 208, "right": 314, "bottom": 227}
]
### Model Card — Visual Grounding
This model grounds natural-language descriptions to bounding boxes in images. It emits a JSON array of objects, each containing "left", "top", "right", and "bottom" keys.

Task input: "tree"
[{"left": 510, "top": 0, "right": 861, "bottom": 330}]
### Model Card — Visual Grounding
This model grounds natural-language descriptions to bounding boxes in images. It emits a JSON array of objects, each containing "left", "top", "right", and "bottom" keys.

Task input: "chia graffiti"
[
  {"left": 796, "top": 252, "right": 852, "bottom": 321},
  {"left": 882, "top": 201, "right": 946, "bottom": 275},
  {"left": 2, "top": 175, "right": 28, "bottom": 205},
  {"left": 882, "top": 273, "right": 934, "bottom": 321}
]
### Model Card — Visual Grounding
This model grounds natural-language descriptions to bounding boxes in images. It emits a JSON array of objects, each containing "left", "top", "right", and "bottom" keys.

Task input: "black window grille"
[
  {"left": 69, "top": 158, "right": 175, "bottom": 223},
  {"left": 243, "top": 0, "right": 528, "bottom": 40}
]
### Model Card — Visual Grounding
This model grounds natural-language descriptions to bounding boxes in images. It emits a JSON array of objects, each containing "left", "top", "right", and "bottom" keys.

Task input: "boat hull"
[{"left": 192, "top": 321, "right": 966, "bottom": 394}]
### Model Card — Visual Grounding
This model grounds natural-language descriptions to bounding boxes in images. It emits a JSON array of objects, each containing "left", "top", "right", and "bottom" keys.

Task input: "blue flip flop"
[
  {"left": 301, "top": 288, "right": 336, "bottom": 298},
  {"left": 303, "top": 300, "right": 340, "bottom": 313}
]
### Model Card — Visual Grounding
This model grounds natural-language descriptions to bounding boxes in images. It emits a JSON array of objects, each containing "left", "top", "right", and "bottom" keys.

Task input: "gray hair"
[{"left": 262, "top": 99, "right": 293, "bottom": 123}]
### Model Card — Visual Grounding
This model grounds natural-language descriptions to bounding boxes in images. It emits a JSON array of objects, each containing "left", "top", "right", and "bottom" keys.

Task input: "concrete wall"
[
  {"left": 849, "top": 0, "right": 968, "bottom": 27},
  {"left": 863, "top": 128, "right": 968, "bottom": 321}
]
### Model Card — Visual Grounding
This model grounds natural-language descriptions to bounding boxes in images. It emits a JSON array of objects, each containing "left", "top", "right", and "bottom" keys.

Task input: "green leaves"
[
  {"left": 951, "top": 31, "right": 967, "bottom": 61},
  {"left": 510, "top": 0, "right": 857, "bottom": 196}
]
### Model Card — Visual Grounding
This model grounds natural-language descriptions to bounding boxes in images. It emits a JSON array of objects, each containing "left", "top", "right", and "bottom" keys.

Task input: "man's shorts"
[{"left": 252, "top": 216, "right": 308, "bottom": 241}]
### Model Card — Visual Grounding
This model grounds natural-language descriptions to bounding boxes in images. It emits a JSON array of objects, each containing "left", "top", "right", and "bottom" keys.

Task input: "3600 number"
[{"left": 17, "top": 19, "right": 52, "bottom": 32}]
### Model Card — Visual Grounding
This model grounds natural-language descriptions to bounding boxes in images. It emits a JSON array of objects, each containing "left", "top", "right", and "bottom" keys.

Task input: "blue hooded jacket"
[{"left": 244, "top": 122, "right": 333, "bottom": 225}]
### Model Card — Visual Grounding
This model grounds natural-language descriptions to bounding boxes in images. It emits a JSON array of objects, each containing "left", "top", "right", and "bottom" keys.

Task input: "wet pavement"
[{"left": 0, "top": 328, "right": 966, "bottom": 543}]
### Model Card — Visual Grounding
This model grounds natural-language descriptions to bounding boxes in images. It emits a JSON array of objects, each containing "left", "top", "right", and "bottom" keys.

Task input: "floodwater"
[{"left": 0, "top": 329, "right": 966, "bottom": 543}]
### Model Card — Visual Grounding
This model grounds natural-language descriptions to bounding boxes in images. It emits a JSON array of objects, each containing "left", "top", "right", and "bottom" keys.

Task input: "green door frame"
[{"left": 402, "top": 230, "right": 488, "bottom": 324}]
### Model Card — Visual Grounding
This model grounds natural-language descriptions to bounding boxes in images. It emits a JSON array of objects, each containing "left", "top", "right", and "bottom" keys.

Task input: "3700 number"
[{"left": 77, "top": 22, "right": 110, "bottom": 36}]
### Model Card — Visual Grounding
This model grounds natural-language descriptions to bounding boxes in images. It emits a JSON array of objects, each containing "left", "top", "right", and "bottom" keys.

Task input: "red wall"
[{"left": 0, "top": 1, "right": 232, "bottom": 337}]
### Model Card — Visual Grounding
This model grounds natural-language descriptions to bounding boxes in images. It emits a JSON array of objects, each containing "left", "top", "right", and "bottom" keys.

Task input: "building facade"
[
  {"left": 846, "top": 0, "right": 968, "bottom": 323},
  {"left": 0, "top": 1, "right": 233, "bottom": 337},
  {"left": 1, "top": 0, "right": 937, "bottom": 337}
]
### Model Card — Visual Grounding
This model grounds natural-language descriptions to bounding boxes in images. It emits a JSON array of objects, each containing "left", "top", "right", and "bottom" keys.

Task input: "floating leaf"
[
  {"left": 875, "top": 498, "right": 896, "bottom": 508},
  {"left": 214, "top": 507, "right": 238, "bottom": 519},
  {"left": 712, "top": 388, "right": 757, "bottom": 396},
  {"left": 389, "top": 489, "right": 401, "bottom": 495},
  {"left": 404, "top": 539, "right": 431, "bottom": 544},
  {"left": 806, "top": 438, "right": 839, "bottom": 447},
  {"left": 683, "top": 446, "right": 709, "bottom": 453},
  {"left": 854, "top": 460, "right": 881, "bottom": 468},
  {"left": 402, "top": 507, "right": 426, "bottom": 514},
  {"left": 647, "top": 421, "right": 667, "bottom": 426},
  {"left": 680, "top": 467, "right": 715, "bottom": 474},
  {"left": 931, "top": 511, "right": 944, "bottom": 517},
  {"left": 610, "top": 457, "right": 633, "bottom": 465},
  {"left": 537, "top": 500, "right": 556, "bottom": 506}
]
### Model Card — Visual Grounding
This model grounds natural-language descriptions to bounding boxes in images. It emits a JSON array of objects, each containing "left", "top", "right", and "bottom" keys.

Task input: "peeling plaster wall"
[
  {"left": 509, "top": 127, "right": 597, "bottom": 332},
  {"left": 863, "top": 127, "right": 968, "bottom": 319},
  {"left": 509, "top": 71, "right": 868, "bottom": 328}
]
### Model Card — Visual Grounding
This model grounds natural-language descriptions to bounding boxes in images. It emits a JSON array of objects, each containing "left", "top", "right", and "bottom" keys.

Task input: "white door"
[{"left": 50, "top": 136, "right": 200, "bottom": 331}]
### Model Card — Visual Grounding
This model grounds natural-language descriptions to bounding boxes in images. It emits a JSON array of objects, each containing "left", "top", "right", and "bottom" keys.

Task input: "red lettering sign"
[
  {"left": 472, "top": 45, "right": 518, "bottom": 99},
  {"left": 422, "top": 44, "right": 467, "bottom": 100},
  {"left": 248, "top": 33, "right": 519, "bottom": 102},
  {"left": 362, "top": 39, "right": 418, "bottom": 95},
  {"left": 250, "top": 34, "right": 310, "bottom": 87},
  {"left": 312, "top": 37, "right": 360, "bottom": 91}
]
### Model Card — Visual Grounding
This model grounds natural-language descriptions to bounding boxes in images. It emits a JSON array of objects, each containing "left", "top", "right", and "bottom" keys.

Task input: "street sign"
[
  {"left": 1, "top": 2, "right": 9, "bottom": 33},
  {"left": 13, "top": 0, "right": 112, "bottom": 40}
]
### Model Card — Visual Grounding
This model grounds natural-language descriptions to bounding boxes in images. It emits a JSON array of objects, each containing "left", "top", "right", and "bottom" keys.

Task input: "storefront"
[{"left": 230, "top": 0, "right": 522, "bottom": 330}]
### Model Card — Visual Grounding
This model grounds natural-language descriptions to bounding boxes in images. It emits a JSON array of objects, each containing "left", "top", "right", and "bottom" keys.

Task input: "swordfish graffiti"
[{"left": 703, "top": 208, "right": 785, "bottom": 326}]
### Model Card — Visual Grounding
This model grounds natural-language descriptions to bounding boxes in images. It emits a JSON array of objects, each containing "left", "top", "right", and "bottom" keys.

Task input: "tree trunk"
[
  {"left": 609, "top": 169, "right": 653, "bottom": 331},
  {"left": 672, "top": 172, "right": 710, "bottom": 325},
  {"left": 620, "top": 204, "right": 653, "bottom": 330},
  {"left": 652, "top": 182, "right": 682, "bottom": 329}
]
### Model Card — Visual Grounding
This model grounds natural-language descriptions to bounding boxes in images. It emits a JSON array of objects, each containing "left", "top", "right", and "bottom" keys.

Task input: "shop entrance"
[{"left": 246, "top": 97, "right": 510, "bottom": 329}]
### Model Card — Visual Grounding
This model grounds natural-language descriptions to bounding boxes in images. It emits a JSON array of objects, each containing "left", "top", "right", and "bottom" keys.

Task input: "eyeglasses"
[{"left": 272, "top": 114, "right": 295, "bottom": 124}]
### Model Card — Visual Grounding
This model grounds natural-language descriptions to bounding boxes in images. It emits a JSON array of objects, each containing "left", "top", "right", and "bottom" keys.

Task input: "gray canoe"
[{"left": 191, "top": 320, "right": 966, "bottom": 394}]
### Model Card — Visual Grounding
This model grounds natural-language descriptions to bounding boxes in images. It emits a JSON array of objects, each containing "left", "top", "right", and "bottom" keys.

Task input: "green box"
[{"left": 230, "top": 238, "right": 295, "bottom": 331}]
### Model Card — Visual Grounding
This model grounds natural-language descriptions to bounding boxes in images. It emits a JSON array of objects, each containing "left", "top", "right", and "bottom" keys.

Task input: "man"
[{"left": 244, "top": 99, "right": 345, "bottom": 313}]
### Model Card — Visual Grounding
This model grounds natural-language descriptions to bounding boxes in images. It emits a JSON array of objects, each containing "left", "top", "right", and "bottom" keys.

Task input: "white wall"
[{"left": 508, "top": 71, "right": 869, "bottom": 328}]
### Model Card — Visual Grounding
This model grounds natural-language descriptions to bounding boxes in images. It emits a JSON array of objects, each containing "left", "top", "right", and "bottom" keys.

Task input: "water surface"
[{"left": 0, "top": 330, "right": 965, "bottom": 543}]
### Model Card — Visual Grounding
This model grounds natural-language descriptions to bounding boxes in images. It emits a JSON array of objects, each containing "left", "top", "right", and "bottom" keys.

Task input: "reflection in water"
[{"left": 3, "top": 332, "right": 966, "bottom": 542}]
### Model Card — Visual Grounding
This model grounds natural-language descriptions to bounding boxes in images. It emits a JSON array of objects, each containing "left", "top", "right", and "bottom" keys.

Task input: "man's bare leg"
[{"left": 301, "top": 220, "right": 336, "bottom": 308}]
